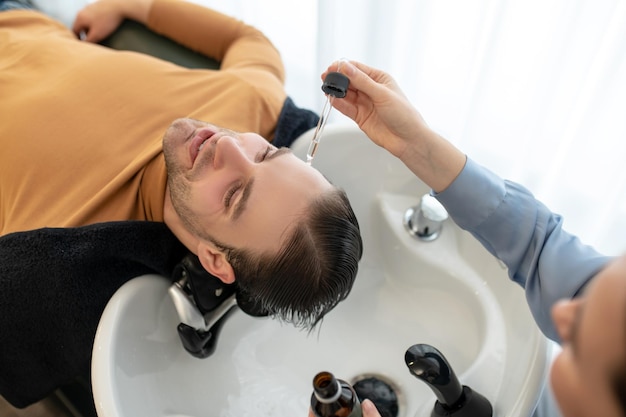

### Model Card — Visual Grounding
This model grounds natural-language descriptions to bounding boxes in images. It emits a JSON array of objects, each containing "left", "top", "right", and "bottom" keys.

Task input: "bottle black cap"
[{"left": 322, "top": 72, "right": 350, "bottom": 98}]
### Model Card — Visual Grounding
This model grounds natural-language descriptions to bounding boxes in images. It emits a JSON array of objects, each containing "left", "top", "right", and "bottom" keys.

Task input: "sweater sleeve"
[
  {"left": 434, "top": 158, "right": 612, "bottom": 341},
  {"left": 146, "top": 0, "right": 285, "bottom": 81}
]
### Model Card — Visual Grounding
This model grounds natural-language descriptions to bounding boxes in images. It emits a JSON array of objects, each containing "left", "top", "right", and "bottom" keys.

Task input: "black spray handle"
[{"left": 405, "top": 344, "right": 492, "bottom": 417}]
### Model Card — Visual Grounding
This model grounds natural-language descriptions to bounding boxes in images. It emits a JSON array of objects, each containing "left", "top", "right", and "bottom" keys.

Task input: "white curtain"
[
  {"left": 42, "top": 0, "right": 626, "bottom": 255},
  {"left": 194, "top": 0, "right": 626, "bottom": 256}
]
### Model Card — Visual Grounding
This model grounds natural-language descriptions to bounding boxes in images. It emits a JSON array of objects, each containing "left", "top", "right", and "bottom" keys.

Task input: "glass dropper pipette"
[{"left": 306, "top": 65, "right": 350, "bottom": 166}]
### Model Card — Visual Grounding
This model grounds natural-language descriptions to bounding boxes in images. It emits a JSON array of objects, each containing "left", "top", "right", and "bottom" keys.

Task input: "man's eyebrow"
[
  {"left": 231, "top": 147, "right": 292, "bottom": 221},
  {"left": 266, "top": 146, "right": 292, "bottom": 161}
]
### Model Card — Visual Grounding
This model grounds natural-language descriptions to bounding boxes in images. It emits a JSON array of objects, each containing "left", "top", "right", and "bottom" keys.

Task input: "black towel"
[
  {"left": 0, "top": 96, "right": 319, "bottom": 408},
  {"left": 273, "top": 96, "right": 320, "bottom": 148},
  {"left": 0, "top": 221, "right": 187, "bottom": 407}
]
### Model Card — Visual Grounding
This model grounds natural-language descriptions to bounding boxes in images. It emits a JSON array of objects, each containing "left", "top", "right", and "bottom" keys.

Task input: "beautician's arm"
[{"left": 326, "top": 60, "right": 612, "bottom": 341}]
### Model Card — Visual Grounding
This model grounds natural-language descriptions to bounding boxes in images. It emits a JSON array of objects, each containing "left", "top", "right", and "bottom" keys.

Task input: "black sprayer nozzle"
[{"left": 405, "top": 344, "right": 493, "bottom": 417}]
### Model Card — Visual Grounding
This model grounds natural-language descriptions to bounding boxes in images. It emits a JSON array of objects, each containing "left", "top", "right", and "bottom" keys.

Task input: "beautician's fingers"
[
  {"left": 307, "top": 399, "right": 381, "bottom": 417},
  {"left": 322, "top": 60, "right": 427, "bottom": 159},
  {"left": 322, "top": 60, "right": 466, "bottom": 192},
  {"left": 324, "top": 60, "right": 403, "bottom": 99},
  {"left": 361, "top": 399, "right": 383, "bottom": 417}
]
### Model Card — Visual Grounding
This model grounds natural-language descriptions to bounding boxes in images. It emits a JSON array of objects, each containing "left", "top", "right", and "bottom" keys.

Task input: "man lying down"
[{"left": 0, "top": 0, "right": 362, "bottom": 408}]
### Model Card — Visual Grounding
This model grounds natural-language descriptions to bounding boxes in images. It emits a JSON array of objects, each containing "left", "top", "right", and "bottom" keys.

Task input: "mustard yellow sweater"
[{"left": 0, "top": 0, "right": 287, "bottom": 235}]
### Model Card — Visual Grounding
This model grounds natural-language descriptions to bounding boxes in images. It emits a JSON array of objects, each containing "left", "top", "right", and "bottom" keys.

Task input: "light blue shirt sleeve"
[{"left": 434, "top": 157, "right": 612, "bottom": 341}]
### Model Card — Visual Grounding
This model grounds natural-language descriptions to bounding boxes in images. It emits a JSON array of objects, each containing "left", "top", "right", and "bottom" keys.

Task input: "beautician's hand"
[
  {"left": 72, "top": 0, "right": 153, "bottom": 43},
  {"left": 322, "top": 60, "right": 466, "bottom": 193},
  {"left": 307, "top": 399, "right": 382, "bottom": 417},
  {"left": 322, "top": 61, "right": 425, "bottom": 161}
]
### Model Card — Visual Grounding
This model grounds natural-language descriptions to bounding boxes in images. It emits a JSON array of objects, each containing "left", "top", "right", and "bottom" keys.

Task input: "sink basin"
[{"left": 92, "top": 124, "right": 549, "bottom": 417}]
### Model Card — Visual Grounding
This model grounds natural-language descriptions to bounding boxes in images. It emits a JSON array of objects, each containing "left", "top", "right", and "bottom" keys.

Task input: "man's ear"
[{"left": 196, "top": 242, "right": 236, "bottom": 284}]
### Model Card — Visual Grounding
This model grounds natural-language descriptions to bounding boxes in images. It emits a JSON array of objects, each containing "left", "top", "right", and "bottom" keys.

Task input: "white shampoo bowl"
[{"left": 92, "top": 124, "right": 549, "bottom": 417}]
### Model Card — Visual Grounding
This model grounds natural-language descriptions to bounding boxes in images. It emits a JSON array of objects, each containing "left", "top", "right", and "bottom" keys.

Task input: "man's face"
[
  {"left": 550, "top": 254, "right": 626, "bottom": 417},
  {"left": 162, "top": 118, "right": 333, "bottom": 257}
]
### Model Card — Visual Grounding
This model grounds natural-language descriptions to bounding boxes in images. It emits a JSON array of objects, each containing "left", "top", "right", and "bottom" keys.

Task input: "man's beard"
[{"left": 163, "top": 144, "right": 200, "bottom": 236}]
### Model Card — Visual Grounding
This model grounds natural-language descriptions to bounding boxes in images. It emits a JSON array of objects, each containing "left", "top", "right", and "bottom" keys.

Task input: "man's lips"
[{"left": 189, "top": 128, "right": 218, "bottom": 166}]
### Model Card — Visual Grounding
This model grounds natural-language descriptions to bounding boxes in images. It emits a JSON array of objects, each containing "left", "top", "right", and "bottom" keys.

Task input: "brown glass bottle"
[{"left": 311, "top": 371, "right": 362, "bottom": 417}]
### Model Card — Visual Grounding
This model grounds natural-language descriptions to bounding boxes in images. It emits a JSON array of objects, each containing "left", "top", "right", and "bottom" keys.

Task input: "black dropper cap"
[{"left": 322, "top": 72, "right": 350, "bottom": 98}]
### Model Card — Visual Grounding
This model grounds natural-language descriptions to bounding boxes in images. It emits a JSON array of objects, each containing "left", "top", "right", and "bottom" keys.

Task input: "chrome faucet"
[
  {"left": 169, "top": 279, "right": 237, "bottom": 333},
  {"left": 168, "top": 272, "right": 238, "bottom": 359},
  {"left": 168, "top": 254, "right": 268, "bottom": 358},
  {"left": 403, "top": 194, "right": 449, "bottom": 241}
]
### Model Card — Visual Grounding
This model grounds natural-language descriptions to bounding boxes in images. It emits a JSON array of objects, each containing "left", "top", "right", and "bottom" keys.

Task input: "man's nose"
[
  {"left": 213, "top": 136, "right": 253, "bottom": 171},
  {"left": 551, "top": 298, "right": 582, "bottom": 343}
]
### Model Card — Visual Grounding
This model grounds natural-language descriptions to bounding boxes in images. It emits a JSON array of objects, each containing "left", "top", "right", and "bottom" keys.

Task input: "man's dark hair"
[
  {"left": 610, "top": 301, "right": 626, "bottom": 416},
  {"left": 213, "top": 187, "right": 362, "bottom": 330},
  {"left": 611, "top": 368, "right": 626, "bottom": 417}
]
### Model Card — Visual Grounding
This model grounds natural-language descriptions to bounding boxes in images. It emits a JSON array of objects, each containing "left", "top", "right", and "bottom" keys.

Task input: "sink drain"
[{"left": 351, "top": 373, "right": 404, "bottom": 417}]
